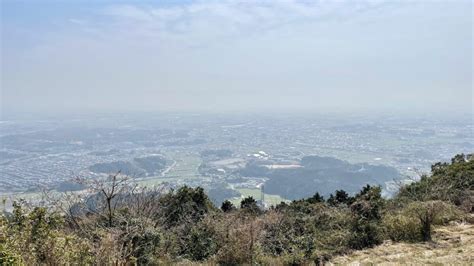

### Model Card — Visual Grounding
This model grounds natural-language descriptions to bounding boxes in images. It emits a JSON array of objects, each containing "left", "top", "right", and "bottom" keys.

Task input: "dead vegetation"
[{"left": 330, "top": 220, "right": 474, "bottom": 265}]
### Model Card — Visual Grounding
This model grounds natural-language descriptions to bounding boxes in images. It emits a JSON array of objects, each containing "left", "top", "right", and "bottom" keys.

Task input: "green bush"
[
  {"left": 1, "top": 203, "right": 94, "bottom": 265},
  {"left": 405, "top": 200, "right": 463, "bottom": 241},
  {"left": 186, "top": 220, "right": 218, "bottom": 261},
  {"left": 382, "top": 212, "right": 421, "bottom": 242},
  {"left": 384, "top": 200, "right": 464, "bottom": 243},
  {"left": 0, "top": 244, "right": 23, "bottom": 265},
  {"left": 348, "top": 186, "right": 385, "bottom": 249},
  {"left": 397, "top": 154, "right": 474, "bottom": 208},
  {"left": 159, "top": 186, "right": 216, "bottom": 228}
]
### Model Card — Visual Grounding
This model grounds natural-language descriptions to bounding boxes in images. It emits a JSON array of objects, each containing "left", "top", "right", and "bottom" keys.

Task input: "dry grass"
[{"left": 330, "top": 221, "right": 474, "bottom": 265}]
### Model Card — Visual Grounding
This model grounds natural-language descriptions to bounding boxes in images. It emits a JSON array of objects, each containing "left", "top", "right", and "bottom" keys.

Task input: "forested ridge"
[{"left": 1, "top": 154, "right": 473, "bottom": 265}]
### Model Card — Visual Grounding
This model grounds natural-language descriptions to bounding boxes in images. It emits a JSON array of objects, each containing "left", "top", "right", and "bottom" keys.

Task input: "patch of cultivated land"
[
  {"left": 136, "top": 153, "right": 202, "bottom": 186},
  {"left": 330, "top": 222, "right": 474, "bottom": 265},
  {"left": 230, "top": 188, "right": 290, "bottom": 206}
]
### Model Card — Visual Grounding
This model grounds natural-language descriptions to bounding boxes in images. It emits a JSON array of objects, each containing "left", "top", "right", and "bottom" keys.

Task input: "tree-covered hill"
[
  {"left": 89, "top": 155, "right": 167, "bottom": 177},
  {"left": 248, "top": 155, "right": 400, "bottom": 200}
]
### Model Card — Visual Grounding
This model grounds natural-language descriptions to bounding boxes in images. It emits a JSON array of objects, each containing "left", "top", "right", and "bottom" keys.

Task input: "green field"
[
  {"left": 230, "top": 188, "right": 290, "bottom": 207},
  {"left": 136, "top": 152, "right": 202, "bottom": 187}
]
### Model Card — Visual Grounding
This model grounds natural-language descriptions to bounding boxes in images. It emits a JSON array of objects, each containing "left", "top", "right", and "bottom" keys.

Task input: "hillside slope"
[{"left": 330, "top": 221, "right": 474, "bottom": 264}]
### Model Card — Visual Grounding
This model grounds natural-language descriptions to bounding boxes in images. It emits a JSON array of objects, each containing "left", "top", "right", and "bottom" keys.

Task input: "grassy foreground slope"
[{"left": 331, "top": 220, "right": 474, "bottom": 264}]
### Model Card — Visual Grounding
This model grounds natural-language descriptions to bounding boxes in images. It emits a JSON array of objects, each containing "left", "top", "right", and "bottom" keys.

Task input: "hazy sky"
[{"left": 1, "top": 0, "right": 472, "bottom": 115}]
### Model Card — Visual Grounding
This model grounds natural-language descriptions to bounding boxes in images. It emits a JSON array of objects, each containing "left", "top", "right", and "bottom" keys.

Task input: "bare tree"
[
  {"left": 407, "top": 200, "right": 450, "bottom": 241},
  {"left": 72, "top": 171, "right": 132, "bottom": 227}
]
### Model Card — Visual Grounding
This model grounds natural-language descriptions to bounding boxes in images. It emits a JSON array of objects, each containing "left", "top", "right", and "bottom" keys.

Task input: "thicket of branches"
[{"left": 1, "top": 154, "right": 472, "bottom": 265}]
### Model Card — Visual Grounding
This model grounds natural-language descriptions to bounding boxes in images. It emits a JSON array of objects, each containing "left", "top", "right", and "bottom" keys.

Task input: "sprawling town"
[{"left": 1, "top": 112, "right": 472, "bottom": 206}]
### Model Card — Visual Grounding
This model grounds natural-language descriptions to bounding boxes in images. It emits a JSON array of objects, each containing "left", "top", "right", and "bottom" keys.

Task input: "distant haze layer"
[{"left": 1, "top": 1, "right": 472, "bottom": 115}]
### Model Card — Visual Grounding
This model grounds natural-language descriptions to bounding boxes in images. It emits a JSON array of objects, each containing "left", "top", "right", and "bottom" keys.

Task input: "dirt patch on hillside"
[{"left": 330, "top": 222, "right": 474, "bottom": 265}]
